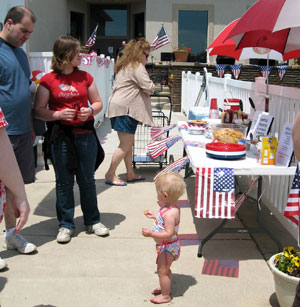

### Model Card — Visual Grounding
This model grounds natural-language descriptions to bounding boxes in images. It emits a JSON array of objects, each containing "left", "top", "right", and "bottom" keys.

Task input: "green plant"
[
  {"left": 274, "top": 246, "right": 300, "bottom": 277},
  {"left": 174, "top": 45, "right": 191, "bottom": 52}
]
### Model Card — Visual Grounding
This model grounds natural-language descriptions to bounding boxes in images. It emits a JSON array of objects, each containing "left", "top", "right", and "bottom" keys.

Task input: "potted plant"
[
  {"left": 269, "top": 246, "right": 300, "bottom": 307},
  {"left": 173, "top": 45, "right": 191, "bottom": 62}
]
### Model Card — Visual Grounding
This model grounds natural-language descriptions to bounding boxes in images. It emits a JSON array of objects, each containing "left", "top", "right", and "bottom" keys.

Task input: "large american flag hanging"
[
  {"left": 147, "top": 135, "right": 182, "bottom": 159},
  {"left": 151, "top": 26, "right": 171, "bottom": 50},
  {"left": 195, "top": 168, "right": 235, "bottom": 219},
  {"left": 84, "top": 25, "right": 98, "bottom": 48},
  {"left": 260, "top": 66, "right": 272, "bottom": 79},
  {"left": 284, "top": 164, "right": 300, "bottom": 245},
  {"left": 153, "top": 156, "right": 190, "bottom": 181},
  {"left": 215, "top": 64, "right": 227, "bottom": 78}
]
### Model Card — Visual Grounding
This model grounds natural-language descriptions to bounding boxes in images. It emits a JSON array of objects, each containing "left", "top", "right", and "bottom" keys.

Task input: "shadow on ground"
[{"left": 171, "top": 273, "right": 197, "bottom": 297}]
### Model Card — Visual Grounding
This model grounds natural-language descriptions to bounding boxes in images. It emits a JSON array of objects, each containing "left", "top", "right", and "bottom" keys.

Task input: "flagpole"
[{"left": 265, "top": 52, "right": 270, "bottom": 112}]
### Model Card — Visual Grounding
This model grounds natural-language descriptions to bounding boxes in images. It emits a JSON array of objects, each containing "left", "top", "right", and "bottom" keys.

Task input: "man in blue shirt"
[{"left": 0, "top": 6, "right": 37, "bottom": 267}]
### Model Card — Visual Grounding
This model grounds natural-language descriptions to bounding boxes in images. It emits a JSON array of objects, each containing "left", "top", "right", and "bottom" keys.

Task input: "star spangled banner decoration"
[
  {"left": 276, "top": 65, "right": 288, "bottom": 81},
  {"left": 230, "top": 64, "right": 242, "bottom": 80},
  {"left": 215, "top": 64, "right": 227, "bottom": 78},
  {"left": 81, "top": 56, "right": 92, "bottom": 65},
  {"left": 284, "top": 164, "right": 300, "bottom": 245},
  {"left": 84, "top": 25, "right": 98, "bottom": 48},
  {"left": 150, "top": 124, "right": 176, "bottom": 140},
  {"left": 195, "top": 168, "right": 235, "bottom": 219},
  {"left": 260, "top": 66, "right": 272, "bottom": 79},
  {"left": 97, "top": 58, "right": 105, "bottom": 67},
  {"left": 151, "top": 25, "right": 171, "bottom": 50},
  {"left": 153, "top": 156, "right": 190, "bottom": 181},
  {"left": 147, "top": 135, "right": 182, "bottom": 159}
]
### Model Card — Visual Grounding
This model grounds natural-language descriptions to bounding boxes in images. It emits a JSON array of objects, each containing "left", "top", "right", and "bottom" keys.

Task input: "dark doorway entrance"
[
  {"left": 134, "top": 12, "right": 144, "bottom": 38},
  {"left": 70, "top": 11, "right": 84, "bottom": 43}
]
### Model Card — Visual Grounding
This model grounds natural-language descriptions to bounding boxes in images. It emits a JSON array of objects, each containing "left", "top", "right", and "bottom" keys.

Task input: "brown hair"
[
  {"left": 155, "top": 172, "right": 186, "bottom": 203},
  {"left": 114, "top": 38, "right": 151, "bottom": 74},
  {"left": 51, "top": 36, "right": 80, "bottom": 73},
  {"left": 4, "top": 6, "right": 36, "bottom": 24}
]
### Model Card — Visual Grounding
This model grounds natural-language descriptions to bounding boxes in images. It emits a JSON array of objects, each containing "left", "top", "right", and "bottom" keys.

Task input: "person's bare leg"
[
  {"left": 150, "top": 253, "right": 174, "bottom": 304},
  {"left": 4, "top": 189, "right": 16, "bottom": 229},
  {"left": 105, "top": 132, "right": 134, "bottom": 184}
]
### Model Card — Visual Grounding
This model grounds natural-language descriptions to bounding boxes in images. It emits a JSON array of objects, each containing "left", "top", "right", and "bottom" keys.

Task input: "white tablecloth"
[{"left": 178, "top": 121, "right": 296, "bottom": 176}]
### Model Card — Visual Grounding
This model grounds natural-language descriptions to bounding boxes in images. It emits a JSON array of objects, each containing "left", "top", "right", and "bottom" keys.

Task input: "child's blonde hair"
[{"left": 155, "top": 172, "right": 186, "bottom": 202}]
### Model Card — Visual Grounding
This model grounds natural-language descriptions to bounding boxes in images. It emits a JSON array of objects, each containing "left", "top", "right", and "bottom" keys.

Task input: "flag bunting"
[
  {"left": 260, "top": 66, "right": 272, "bottom": 79},
  {"left": 215, "top": 64, "right": 227, "bottom": 78},
  {"left": 153, "top": 156, "right": 190, "bottom": 181},
  {"left": 151, "top": 26, "right": 171, "bottom": 50},
  {"left": 276, "top": 65, "right": 288, "bottom": 81},
  {"left": 147, "top": 135, "right": 182, "bottom": 159},
  {"left": 230, "top": 64, "right": 242, "bottom": 80}
]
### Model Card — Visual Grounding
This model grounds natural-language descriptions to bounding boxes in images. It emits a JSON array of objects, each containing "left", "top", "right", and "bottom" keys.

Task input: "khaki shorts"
[{"left": 9, "top": 132, "right": 35, "bottom": 184}]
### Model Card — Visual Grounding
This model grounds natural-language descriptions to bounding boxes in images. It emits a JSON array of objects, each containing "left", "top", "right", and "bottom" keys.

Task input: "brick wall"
[{"left": 147, "top": 64, "right": 300, "bottom": 112}]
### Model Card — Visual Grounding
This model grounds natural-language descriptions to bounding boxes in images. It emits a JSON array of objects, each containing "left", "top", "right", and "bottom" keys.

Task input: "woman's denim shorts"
[{"left": 110, "top": 116, "right": 138, "bottom": 135}]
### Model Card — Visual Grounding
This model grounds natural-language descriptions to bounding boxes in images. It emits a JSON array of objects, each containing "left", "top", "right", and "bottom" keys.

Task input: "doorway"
[{"left": 134, "top": 12, "right": 144, "bottom": 38}]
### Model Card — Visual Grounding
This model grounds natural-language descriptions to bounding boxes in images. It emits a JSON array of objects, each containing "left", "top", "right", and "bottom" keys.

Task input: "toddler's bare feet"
[
  {"left": 150, "top": 294, "right": 171, "bottom": 304},
  {"left": 151, "top": 288, "right": 161, "bottom": 295}
]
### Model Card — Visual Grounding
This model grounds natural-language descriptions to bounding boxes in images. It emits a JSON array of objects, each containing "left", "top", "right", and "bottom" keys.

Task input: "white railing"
[
  {"left": 182, "top": 70, "right": 300, "bottom": 240},
  {"left": 29, "top": 52, "right": 114, "bottom": 126}
]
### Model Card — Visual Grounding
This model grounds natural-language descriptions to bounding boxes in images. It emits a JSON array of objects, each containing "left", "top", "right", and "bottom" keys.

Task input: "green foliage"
[{"left": 274, "top": 247, "right": 300, "bottom": 278}]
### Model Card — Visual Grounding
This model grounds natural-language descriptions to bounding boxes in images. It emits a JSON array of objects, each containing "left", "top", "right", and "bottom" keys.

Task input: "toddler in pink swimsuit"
[{"left": 142, "top": 172, "right": 186, "bottom": 304}]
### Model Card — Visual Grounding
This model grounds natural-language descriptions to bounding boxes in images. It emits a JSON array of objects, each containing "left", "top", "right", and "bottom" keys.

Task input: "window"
[
  {"left": 90, "top": 6, "right": 128, "bottom": 37},
  {"left": 103, "top": 10, "right": 127, "bottom": 36},
  {"left": 178, "top": 10, "right": 208, "bottom": 56}
]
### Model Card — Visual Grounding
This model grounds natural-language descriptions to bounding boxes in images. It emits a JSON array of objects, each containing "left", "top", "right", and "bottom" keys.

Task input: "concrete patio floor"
[{"left": 0, "top": 112, "right": 298, "bottom": 307}]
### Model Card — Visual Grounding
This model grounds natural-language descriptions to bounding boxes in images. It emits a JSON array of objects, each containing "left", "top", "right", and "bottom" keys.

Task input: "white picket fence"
[
  {"left": 29, "top": 52, "right": 114, "bottom": 126},
  {"left": 182, "top": 70, "right": 300, "bottom": 240}
]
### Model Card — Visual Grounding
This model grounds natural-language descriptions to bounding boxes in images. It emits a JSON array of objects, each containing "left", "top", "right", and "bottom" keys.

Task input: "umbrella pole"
[{"left": 265, "top": 53, "right": 269, "bottom": 112}]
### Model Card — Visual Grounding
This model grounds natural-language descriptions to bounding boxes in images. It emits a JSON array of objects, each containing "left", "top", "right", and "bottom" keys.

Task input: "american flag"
[
  {"left": 150, "top": 124, "right": 176, "bottom": 140},
  {"left": 153, "top": 156, "right": 190, "bottom": 181},
  {"left": 284, "top": 164, "right": 300, "bottom": 244},
  {"left": 215, "top": 64, "right": 227, "bottom": 78},
  {"left": 195, "top": 168, "right": 235, "bottom": 219},
  {"left": 84, "top": 25, "right": 98, "bottom": 48},
  {"left": 147, "top": 135, "right": 182, "bottom": 159},
  {"left": 202, "top": 259, "right": 239, "bottom": 278},
  {"left": 277, "top": 65, "right": 288, "bottom": 81},
  {"left": 151, "top": 26, "right": 171, "bottom": 50},
  {"left": 260, "top": 66, "right": 272, "bottom": 79},
  {"left": 230, "top": 64, "right": 242, "bottom": 80}
]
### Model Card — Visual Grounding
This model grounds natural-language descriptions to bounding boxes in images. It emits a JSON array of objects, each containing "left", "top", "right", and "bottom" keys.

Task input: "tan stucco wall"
[
  {"left": 28, "top": 0, "right": 69, "bottom": 52},
  {"left": 145, "top": 0, "right": 256, "bottom": 62}
]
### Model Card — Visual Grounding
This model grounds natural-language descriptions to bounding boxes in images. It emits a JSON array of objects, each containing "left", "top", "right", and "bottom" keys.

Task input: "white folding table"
[{"left": 178, "top": 121, "right": 296, "bottom": 257}]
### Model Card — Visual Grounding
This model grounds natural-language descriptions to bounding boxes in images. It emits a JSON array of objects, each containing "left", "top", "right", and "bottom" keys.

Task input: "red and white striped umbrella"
[
  {"left": 207, "top": 19, "right": 283, "bottom": 61},
  {"left": 226, "top": 0, "right": 300, "bottom": 58}
]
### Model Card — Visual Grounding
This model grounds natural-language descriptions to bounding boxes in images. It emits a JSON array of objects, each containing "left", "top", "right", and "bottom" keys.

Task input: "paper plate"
[
  {"left": 205, "top": 142, "right": 246, "bottom": 160},
  {"left": 187, "top": 120, "right": 208, "bottom": 128}
]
